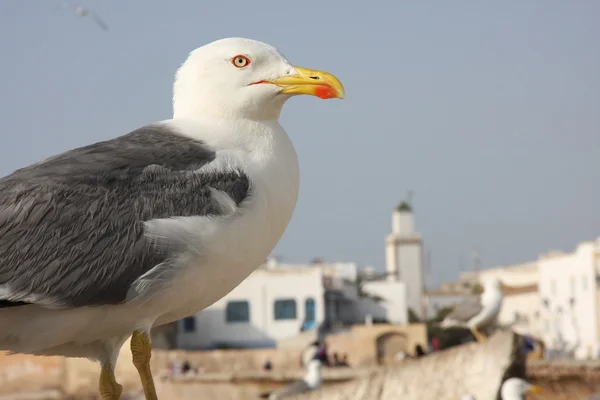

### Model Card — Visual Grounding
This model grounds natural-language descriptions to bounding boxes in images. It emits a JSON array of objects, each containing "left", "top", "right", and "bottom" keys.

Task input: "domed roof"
[{"left": 396, "top": 201, "right": 412, "bottom": 212}]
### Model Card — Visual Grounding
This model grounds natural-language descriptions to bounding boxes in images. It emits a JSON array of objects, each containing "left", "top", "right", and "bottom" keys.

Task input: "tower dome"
[{"left": 396, "top": 201, "right": 412, "bottom": 213}]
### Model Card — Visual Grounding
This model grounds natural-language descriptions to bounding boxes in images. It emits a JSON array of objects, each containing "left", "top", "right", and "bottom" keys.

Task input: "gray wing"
[
  {"left": 445, "top": 297, "right": 484, "bottom": 323},
  {"left": 270, "top": 380, "right": 312, "bottom": 399},
  {"left": 0, "top": 123, "right": 250, "bottom": 308}
]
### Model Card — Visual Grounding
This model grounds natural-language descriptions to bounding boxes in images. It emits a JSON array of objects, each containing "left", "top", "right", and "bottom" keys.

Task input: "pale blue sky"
[{"left": 1, "top": 1, "right": 599, "bottom": 286}]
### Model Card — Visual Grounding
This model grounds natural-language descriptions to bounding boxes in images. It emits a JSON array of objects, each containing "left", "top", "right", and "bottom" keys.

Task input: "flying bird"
[
  {"left": 440, "top": 277, "right": 506, "bottom": 342},
  {"left": 60, "top": 1, "right": 109, "bottom": 31},
  {"left": 0, "top": 38, "right": 344, "bottom": 400}
]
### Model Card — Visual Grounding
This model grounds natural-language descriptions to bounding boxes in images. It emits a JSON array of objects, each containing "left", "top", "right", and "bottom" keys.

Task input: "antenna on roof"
[
  {"left": 472, "top": 246, "right": 482, "bottom": 277},
  {"left": 407, "top": 190, "right": 414, "bottom": 207}
]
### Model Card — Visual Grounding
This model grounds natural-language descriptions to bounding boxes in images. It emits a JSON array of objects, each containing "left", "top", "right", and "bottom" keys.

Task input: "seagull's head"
[
  {"left": 500, "top": 377, "right": 542, "bottom": 399},
  {"left": 173, "top": 37, "right": 345, "bottom": 121}
]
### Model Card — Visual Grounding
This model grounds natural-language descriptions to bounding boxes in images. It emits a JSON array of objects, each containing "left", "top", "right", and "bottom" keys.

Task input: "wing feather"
[
  {"left": 0, "top": 123, "right": 250, "bottom": 308},
  {"left": 445, "top": 297, "right": 484, "bottom": 323}
]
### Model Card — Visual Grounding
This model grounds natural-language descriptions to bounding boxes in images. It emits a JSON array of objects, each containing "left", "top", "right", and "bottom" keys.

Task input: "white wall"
[
  {"left": 325, "top": 262, "right": 358, "bottom": 282},
  {"left": 499, "top": 291, "right": 541, "bottom": 338},
  {"left": 538, "top": 242, "right": 599, "bottom": 359},
  {"left": 475, "top": 262, "right": 539, "bottom": 286},
  {"left": 176, "top": 267, "right": 325, "bottom": 349},
  {"left": 398, "top": 241, "right": 424, "bottom": 319},
  {"left": 361, "top": 281, "right": 408, "bottom": 324},
  {"left": 385, "top": 235, "right": 398, "bottom": 281},
  {"left": 393, "top": 210, "right": 414, "bottom": 235}
]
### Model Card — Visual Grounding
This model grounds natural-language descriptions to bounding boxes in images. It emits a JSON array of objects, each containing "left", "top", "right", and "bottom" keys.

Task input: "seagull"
[
  {"left": 300, "top": 340, "right": 320, "bottom": 368},
  {"left": 262, "top": 353, "right": 323, "bottom": 399},
  {"left": 461, "top": 377, "right": 542, "bottom": 400},
  {"left": 440, "top": 277, "right": 505, "bottom": 342},
  {"left": 0, "top": 37, "right": 344, "bottom": 400},
  {"left": 500, "top": 378, "right": 542, "bottom": 400},
  {"left": 60, "top": 1, "right": 109, "bottom": 31}
]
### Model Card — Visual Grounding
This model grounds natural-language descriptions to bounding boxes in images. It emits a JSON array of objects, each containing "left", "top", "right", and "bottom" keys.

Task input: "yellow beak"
[
  {"left": 269, "top": 66, "right": 345, "bottom": 99},
  {"left": 528, "top": 385, "right": 543, "bottom": 393}
]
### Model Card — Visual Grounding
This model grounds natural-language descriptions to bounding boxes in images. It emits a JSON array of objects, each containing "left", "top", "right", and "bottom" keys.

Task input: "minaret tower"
[{"left": 385, "top": 195, "right": 425, "bottom": 319}]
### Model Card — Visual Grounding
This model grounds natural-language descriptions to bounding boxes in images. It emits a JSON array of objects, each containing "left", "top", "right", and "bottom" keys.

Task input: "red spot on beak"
[{"left": 314, "top": 85, "right": 338, "bottom": 99}]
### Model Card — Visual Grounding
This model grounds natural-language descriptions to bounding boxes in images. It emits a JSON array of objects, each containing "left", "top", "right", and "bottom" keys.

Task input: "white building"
[
  {"left": 538, "top": 241, "right": 600, "bottom": 359},
  {"left": 427, "top": 238, "right": 600, "bottom": 360},
  {"left": 425, "top": 261, "right": 542, "bottom": 336},
  {"left": 500, "top": 284, "right": 540, "bottom": 338},
  {"left": 176, "top": 261, "right": 408, "bottom": 350},
  {"left": 384, "top": 201, "right": 425, "bottom": 319},
  {"left": 360, "top": 280, "right": 408, "bottom": 324},
  {"left": 472, "top": 262, "right": 541, "bottom": 335},
  {"left": 461, "top": 261, "right": 539, "bottom": 287}
]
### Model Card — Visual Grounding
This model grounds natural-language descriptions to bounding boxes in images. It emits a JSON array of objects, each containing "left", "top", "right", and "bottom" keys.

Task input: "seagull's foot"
[
  {"left": 131, "top": 330, "right": 159, "bottom": 400},
  {"left": 99, "top": 364, "right": 123, "bottom": 400}
]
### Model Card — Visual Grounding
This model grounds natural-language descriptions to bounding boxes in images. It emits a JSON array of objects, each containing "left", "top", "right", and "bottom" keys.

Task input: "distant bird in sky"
[
  {"left": 60, "top": 1, "right": 109, "bottom": 31},
  {"left": 440, "top": 277, "right": 506, "bottom": 342}
]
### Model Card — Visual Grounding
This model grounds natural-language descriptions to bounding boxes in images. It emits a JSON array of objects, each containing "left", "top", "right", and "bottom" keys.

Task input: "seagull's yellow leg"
[
  {"left": 99, "top": 364, "right": 123, "bottom": 400},
  {"left": 470, "top": 327, "right": 486, "bottom": 342},
  {"left": 131, "top": 330, "right": 158, "bottom": 400},
  {"left": 478, "top": 329, "right": 488, "bottom": 341}
]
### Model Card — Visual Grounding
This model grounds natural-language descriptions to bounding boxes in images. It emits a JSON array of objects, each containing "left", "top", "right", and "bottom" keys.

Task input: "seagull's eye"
[{"left": 232, "top": 55, "right": 251, "bottom": 68}]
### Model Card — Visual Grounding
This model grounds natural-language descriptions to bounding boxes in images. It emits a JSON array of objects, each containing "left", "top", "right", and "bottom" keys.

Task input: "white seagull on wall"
[{"left": 441, "top": 277, "right": 508, "bottom": 341}]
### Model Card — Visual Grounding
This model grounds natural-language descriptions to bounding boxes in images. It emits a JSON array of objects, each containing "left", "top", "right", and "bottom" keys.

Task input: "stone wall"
[
  {"left": 288, "top": 331, "right": 522, "bottom": 400},
  {"left": 324, "top": 323, "right": 427, "bottom": 367},
  {"left": 0, "top": 353, "right": 64, "bottom": 395},
  {"left": 526, "top": 360, "right": 600, "bottom": 400},
  {"left": 0, "top": 339, "right": 142, "bottom": 399},
  {"left": 4, "top": 332, "right": 600, "bottom": 399},
  {"left": 151, "top": 347, "right": 303, "bottom": 374},
  {"left": 150, "top": 323, "right": 428, "bottom": 373}
]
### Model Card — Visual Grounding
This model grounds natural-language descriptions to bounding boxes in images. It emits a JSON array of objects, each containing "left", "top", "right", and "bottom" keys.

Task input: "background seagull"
[
  {"left": 440, "top": 277, "right": 506, "bottom": 341},
  {"left": 261, "top": 351, "right": 324, "bottom": 399},
  {"left": 500, "top": 378, "right": 542, "bottom": 400}
]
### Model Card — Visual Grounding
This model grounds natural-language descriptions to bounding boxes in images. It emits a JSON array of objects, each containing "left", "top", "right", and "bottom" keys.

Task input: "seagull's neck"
[
  {"left": 173, "top": 89, "right": 288, "bottom": 121},
  {"left": 169, "top": 114, "right": 283, "bottom": 143},
  {"left": 165, "top": 116, "right": 294, "bottom": 169},
  {"left": 482, "top": 286, "right": 502, "bottom": 304}
]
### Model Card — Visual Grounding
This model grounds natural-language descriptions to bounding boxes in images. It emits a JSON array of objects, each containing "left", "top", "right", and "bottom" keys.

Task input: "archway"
[{"left": 376, "top": 331, "right": 408, "bottom": 365}]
